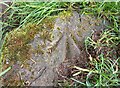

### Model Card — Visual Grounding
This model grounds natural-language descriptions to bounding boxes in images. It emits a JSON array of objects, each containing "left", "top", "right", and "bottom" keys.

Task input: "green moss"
[
  {"left": 33, "top": 44, "right": 45, "bottom": 55},
  {"left": 59, "top": 11, "right": 72, "bottom": 20},
  {"left": 1, "top": 15, "right": 57, "bottom": 68},
  {"left": 1, "top": 24, "right": 39, "bottom": 66}
]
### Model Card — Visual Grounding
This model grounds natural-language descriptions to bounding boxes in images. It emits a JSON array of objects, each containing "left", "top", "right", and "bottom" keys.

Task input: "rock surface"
[{"left": 1, "top": 11, "right": 107, "bottom": 86}]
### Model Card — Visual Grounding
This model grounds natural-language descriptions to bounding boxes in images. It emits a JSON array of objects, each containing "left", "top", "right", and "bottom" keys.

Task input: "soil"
[{"left": 1, "top": 11, "right": 109, "bottom": 86}]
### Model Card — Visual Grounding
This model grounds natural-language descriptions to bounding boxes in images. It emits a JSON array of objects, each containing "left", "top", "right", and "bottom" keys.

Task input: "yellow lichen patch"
[
  {"left": 1, "top": 24, "right": 40, "bottom": 67},
  {"left": 32, "top": 44, "right": 45, "bottom": 55},
  {"left": 58, "top": 11, "right": 72, "bottom": 20},
  {"left": 1, "top": 16, "right": 56, "bottom": 69},
  {"left": 40, "top": 17, "right": 55, "bottom": 30}
]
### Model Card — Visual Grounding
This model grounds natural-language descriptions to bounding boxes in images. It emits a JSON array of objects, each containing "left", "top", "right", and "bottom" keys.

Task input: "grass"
[
  {"left": 0, "top": 1, "right": 120, "bottom": 87},
  {"left": 74, "top": 2, "right": 120, "bottom": 87},
  {"left": 72, "top": 54, "right": 120, "bottom": 87},
  {"left": 0, "top": 66, "right": 11, "bottom": 77},
  {"left": 82, "top": 29, "right": 120, "bottom": 87},
  {"left": 0, "top": 2, "right": 67, "bottom": 29}
]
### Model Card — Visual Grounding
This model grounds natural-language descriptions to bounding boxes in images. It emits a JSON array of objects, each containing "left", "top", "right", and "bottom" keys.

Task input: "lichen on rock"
[{"left": 1, "top": 11, "right": 107, "bottom": 86}]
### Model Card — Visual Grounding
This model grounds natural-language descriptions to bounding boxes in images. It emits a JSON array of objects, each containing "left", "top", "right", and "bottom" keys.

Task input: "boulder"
[{"left": 1, "top": 11, "right": 107, "bottom": 86}]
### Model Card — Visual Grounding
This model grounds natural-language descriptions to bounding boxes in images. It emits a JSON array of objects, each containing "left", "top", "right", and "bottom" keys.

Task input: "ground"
[{"left": 0, "top": 2, "right": 120, "bottom": 87}]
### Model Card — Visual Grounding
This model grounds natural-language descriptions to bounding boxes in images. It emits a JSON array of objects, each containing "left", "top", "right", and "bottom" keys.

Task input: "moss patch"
[
  {"left": 1, "top": 16, "right": 56, "bottom": 69},
  {"left": 1, "top": 24, "right": 37, "bottom": 67}
]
